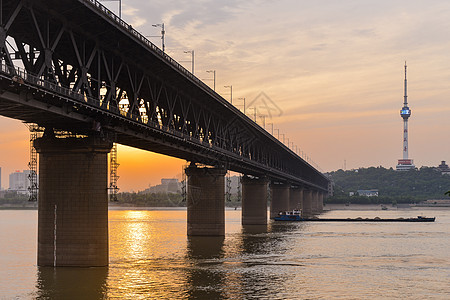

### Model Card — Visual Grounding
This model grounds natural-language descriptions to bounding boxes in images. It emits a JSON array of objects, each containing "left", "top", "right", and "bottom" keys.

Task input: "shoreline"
[
  {"left": 324, "top": 203, "right": 450, "bottom": 211},
  {"left": 2, "top": 202, "right": 450, "bottom": 211}
]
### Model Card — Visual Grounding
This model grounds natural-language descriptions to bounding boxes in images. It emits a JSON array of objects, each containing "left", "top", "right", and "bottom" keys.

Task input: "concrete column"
[
  {"left": 302, "top": 189, "right": 313, "bottom": 217},
  {"left": 289, "top": 187, "right": 303, "bottom": 211},
  {"left": 311, "top": 190, "right": 319, "bottom": 214},
  {"left": 270, "top": 183, "right": 290, "bottom": 219},
  {"left": 318, "top": 192, "right": 324, "bottom": 213},
  {"left": 186, "top": 165, "right": 226, "bottom": 236},
  {"left": 241, "top": 176, "right": 269, "bottom": 225},
  {"left": 34, "top": 135, "right": 112, "bottom": 267}
]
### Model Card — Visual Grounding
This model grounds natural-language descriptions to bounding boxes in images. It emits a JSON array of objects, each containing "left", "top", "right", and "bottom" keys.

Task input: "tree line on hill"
[{"left": 326, "top": 166, "right": 450, "bottom": 204}]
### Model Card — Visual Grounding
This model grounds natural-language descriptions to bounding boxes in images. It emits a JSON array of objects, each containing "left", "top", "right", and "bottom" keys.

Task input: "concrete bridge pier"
[
  {"left": 241, "top": 176, "right": 269, "bottom": 225},
  {"left": 313, "top": 190, "right": 322, "bottom": 215},
  {"left": 270, "top": 182, "right": 290, "bottom": 219},
  {"left": 289, "top": 187, "right": 303, "bottom": 211},
  {"left": 318, "top": 192, "right": 324, "bottom": 213},
  {"left": 311, "top": 190, "right": 317, "bottom": 215},
  {"left": 34, "top": 133, "right": 112, "bottom": 267},
  {"left": 302, "top": 189, "right": 313, "bottom": 217},
  {"left": 185, "top": 165, "right": 226, "bottom": 236}
]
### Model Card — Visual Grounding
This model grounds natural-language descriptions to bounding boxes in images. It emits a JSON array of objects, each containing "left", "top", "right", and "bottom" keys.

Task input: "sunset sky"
[{"left": 1, "top": 0, "right": 450, "bottom": 191}]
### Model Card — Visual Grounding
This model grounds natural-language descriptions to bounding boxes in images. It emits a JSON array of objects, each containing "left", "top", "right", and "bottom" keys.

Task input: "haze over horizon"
[{"left": 1, "top": 0, "right": 450, "bottom": 192}]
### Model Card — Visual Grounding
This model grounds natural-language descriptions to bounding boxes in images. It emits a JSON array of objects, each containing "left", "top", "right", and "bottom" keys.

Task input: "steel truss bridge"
[{"left": 0, "top": 0, "right": 329, "bottom": 191}]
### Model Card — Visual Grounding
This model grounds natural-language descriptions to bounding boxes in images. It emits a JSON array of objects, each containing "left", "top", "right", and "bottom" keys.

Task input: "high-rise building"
[
  {"left": 9, "top": 170, "right": 32, "bottom": 194},
  {"left": 396, "top": 63, "right": 415, "bottom": 171}
]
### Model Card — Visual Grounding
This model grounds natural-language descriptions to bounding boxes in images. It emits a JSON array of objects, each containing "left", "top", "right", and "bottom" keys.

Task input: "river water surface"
[{"left": 1, "top": 208, "right": 449, "bottom": 299}]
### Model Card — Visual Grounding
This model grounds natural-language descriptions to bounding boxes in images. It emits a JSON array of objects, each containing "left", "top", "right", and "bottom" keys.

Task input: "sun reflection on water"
[
  {"left": 121, "top": 211, "right": 150, "bottom": 259},
  {"left": 107, "top": 210, "right": 190, "bottom": 299}
]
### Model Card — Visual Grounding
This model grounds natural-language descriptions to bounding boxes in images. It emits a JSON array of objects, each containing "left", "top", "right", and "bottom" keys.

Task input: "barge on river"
[{"left": 274, "top": 211, "right": 435, "bottom": 222}]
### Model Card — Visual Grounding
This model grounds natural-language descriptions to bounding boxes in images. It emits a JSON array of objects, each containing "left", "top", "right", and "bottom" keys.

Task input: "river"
[{"left": 1, "top": 207, "right": 449, "bottom": 299}]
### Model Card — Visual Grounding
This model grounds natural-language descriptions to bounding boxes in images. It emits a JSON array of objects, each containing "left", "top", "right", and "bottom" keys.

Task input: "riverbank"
[
  {"left": 3, "top": 202, "right": 449, "bottom": 211},
  {"left": 0, "top": 203, "right": 239, "bottom": 210},
  {"left": 324, "top": 203, "right": 450, "bottom": 211},
  {"left": 0, "top": 203, "right": 38, "bottom": 209}
]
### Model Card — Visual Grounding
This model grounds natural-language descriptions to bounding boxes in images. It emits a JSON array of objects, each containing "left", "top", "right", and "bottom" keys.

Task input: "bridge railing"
[{"left": 1, "top": 62, "right": 117, "bottom": 111}]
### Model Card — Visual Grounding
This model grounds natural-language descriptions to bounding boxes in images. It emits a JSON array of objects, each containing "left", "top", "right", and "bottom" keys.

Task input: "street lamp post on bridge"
[
  {"left": 248, "top": 107, "right": 257, "bottom": 122},
  {"left": 236, "top": 97, "right": 245, "bottom": 114},
  {"left": 183, "top": 50, "right": 194, "bottom": 74},
  {"left": 152, "top": 23, "right": 165, "bottom": 52},
  {"left": 259, "top": 114, "right": 266, "bottom": 129},
  {"left": 267, "top": 123, "right": 274, "bottom": 135},
  {"left": 224, "top": 85, "right": 232, "bottom": 104},
  {"left": 206, "top": 70, "right": 216, "bottom": 91}
]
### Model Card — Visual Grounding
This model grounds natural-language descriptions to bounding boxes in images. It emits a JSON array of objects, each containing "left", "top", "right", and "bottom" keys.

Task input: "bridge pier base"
[
  {"left": 34, "top": 134, "right": 112, "bottom": 267},
  {"left": 186, "top": 165, "right": 226, "bottom": 236},
  {"left": 241, "top": 176, "right": 269, "bottom": 225},
  {"left": 289, "top": 187, "right": 303, "bottom": 211},
  {"left": 302, "top": 190, "right": 313, "bottom": 217},
  {"left": 270, "top": 183, "right": 290, "bottom": 219}
]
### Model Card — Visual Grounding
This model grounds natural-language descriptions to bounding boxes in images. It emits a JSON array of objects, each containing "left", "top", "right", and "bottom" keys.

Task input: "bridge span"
[{"left": 0, "top": 0, "right": 330, "bottom": 266}]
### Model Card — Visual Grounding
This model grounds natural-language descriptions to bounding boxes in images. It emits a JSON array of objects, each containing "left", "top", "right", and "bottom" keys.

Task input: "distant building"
[
  {"left": 328, "top": 180, "right": 334, "bottom": 196},
  {"left": 436, "top": 161, "right": 450, "bottom": 175},
  {"left": 9, "top": 170, "right": 32, "bottom": 195},
  {"left": 396, "top": 159, "right": 415, "bottom": 171},
  {"left": 357, "top": 189, "right": 379, "bottom": 197},
  {"left": 0, "top": 166, "right": 2, "bottom": 190},
  {"left": 146, "top": 178, "right": 181, "bottom": 194}
]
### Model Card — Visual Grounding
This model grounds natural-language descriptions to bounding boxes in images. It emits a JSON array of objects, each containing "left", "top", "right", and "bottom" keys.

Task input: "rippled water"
[{"left": 1, "top": 208, "right": 449, "bottom": 299}]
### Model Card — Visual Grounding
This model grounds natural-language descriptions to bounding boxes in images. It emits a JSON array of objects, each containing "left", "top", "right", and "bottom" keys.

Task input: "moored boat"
[{"left": 274, "top": 210, "right": 302, "bottom": 221}]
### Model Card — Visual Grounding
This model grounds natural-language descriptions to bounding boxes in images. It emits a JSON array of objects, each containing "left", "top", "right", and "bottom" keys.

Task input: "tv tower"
[{"left": 396, "top": 62, "right": 415, "bottom": 171}]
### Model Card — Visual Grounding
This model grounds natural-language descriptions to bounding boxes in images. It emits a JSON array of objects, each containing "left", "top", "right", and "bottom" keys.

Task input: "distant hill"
[{"left": 327, "top": 166, "right": 450, "bottom": 204}]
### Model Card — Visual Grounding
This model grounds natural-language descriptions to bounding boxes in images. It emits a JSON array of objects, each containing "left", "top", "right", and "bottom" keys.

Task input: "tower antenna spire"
[
  {"left": 404, "top": 61, "right": 408, "bottom": 106},
  {"left": 396, "top": 62, "right": 415, "bottom": 171}
]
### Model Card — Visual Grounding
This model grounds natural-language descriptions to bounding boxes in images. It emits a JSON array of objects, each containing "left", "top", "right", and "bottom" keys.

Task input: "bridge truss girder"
[{"left": 0, "top": 0, "right": 329, "bottom": 191}]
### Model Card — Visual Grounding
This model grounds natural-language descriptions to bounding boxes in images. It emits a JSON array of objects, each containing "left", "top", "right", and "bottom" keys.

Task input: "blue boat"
[{"left": 274, "top": 210, "right": 303, "bottom": 221}]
